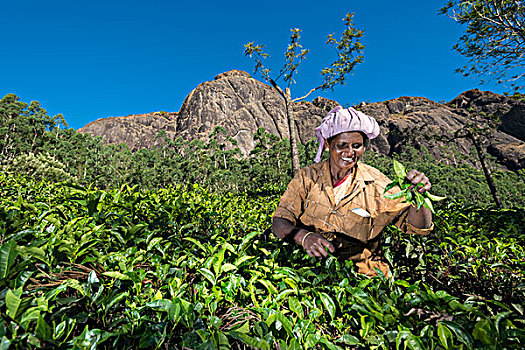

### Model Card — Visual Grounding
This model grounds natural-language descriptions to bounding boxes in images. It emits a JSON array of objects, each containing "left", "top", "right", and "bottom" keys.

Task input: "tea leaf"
[
  {"left": 437, "top": 323, "right": 454, "bottom": 349},
  {"left": 102, "top": 271, "right": 131, "bottom": 280},
  {"left": 276, "top": 312, "right": 294, "bottom": 337},
  {"left": 319, "top": 338, "right": 344, "bottom": 350},
  {"left": 423, "top": 197, "right": 435, "bottom": 214},
  {"left": 220, "top": 263, "right": 237, "bottom": 274},
  {"left": 336, "top": 334, "right": 360, "bottom": 345},
  {"left": 5, "top": 289, "right": 22, "bottom": 320},
  {"left": 384, "top": 190, "right": 407, "bottom": 200},
  {"left": 384, "top": 159, "right": 447, "bottom": 213},
  {"left": 198, "top": 268, "right": 216, "bottom": 285},
  {"left": 0, "top": 337, "right": 11, "bottom": 350},
  {"left": 35, "top": 314, "right": 53, "bottom": 342},
  {"left": 440, "top": 321, "right": 473, "bottom": 347},
  {"left": 320, "top": 292, "right": 336, "bottom": 320},
  {"left": 393, "top": 159, "right": 407, "bottom": 181},
  {"left": 288, "top": 297, "right": 303, "bottom": 319},
  {"left": 0, "top": 240, "right": 18, "bottom": 279},
  {"left": 384, "top": 181, "right": 399, "bottom": 193},
  {"left": 305, "top": 334, "right": 320, "bottom": 348},
  {"left": 426, "top": 192, "right": 447, "bottom": 201},
  {"left": 473, "top": 319, "right": 496, "bottom": 346},
  {"left": 229, "top": 331, "right": 270, "bottom": 350}
]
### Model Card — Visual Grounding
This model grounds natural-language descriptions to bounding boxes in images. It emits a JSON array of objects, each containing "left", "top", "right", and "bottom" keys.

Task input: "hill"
[{"left": 78, "top": 70, "right": 525, "bottom": 170}]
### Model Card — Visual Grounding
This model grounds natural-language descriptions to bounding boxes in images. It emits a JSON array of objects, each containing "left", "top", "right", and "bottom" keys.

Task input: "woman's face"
[{"left": 327, "top": 132, "right": 365, "bottom": 174}]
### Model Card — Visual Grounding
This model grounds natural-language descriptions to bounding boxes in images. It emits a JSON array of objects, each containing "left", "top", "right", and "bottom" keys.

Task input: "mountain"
[
  {"left": 359, "top": 89, "right": 524, "bottom": 171},
  {"left": 78, "top": 70, "right": 335, "bottom": 156},
  {"left": 78, "top": 70, "right": 525, "bottom": 171}
]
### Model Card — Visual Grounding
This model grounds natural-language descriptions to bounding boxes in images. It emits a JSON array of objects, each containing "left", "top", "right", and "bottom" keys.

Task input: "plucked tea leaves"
[{"left": 384, "top": 159, "right": 446, "bottom": 213}]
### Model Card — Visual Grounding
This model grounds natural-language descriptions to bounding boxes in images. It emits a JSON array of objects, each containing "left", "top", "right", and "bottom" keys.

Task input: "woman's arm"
[
  {"left": 272, "top": 217, "right": 335, "bottom": 258},
  {"left": 407, "top": 205, "right": 432, "bottom": 229}
]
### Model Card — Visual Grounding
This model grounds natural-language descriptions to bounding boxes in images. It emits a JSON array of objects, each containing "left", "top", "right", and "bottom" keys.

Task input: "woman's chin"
[{"left": 337, "top": 159, "right": 356, "bottom": 170}]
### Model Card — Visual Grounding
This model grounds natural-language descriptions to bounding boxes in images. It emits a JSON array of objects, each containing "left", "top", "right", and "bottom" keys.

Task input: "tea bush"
[{"left": 0, "top": 172, "right": 524, "bottom": 349}]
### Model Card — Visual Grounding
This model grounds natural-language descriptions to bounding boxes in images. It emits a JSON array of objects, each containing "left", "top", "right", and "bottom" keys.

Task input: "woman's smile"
[{"left": 341, "top": 155, "right": 356, "bottom": 163}]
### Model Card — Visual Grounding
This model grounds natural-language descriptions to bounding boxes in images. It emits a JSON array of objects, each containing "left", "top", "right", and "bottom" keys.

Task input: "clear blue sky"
[{"left": 0, "top": 0, "right": 509, "bottom": 129}]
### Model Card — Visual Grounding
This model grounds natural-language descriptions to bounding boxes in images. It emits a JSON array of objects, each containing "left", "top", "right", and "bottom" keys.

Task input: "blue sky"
[{"left": 0, "top": 0, "right": 510, "bottom": 129}]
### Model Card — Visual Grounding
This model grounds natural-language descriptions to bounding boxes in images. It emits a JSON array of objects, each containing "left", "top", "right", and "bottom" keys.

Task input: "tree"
[
  {"left": 0, "top": 94, "right": 28, "bottom": 160},
  {"left": 249, "top": 127, "right": 290, "bottom": 187},
  {"left": 244, "top": 13, "right": 364, "bottom": 175},
  {"left": 439, "top": 0, "right": 525, "bottom": 90},
  {"left": 4, "top": 152, "right": 75, "bottom": 183},
  {"left": 0, "top": 94, "right": 67, "bottom": 162},
  {"left": 444, "top": 111, "right": 504, "bottom": 208}
]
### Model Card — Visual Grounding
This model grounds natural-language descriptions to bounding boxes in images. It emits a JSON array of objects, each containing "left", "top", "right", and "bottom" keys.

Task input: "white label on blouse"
[{"left": 350, "top": 208, "right": 371, "bottom": 218}]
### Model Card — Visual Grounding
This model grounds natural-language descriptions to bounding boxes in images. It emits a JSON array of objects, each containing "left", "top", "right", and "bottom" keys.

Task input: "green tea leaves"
[
  {"left": 384, "top": 159, "right": 446, "bottom": 213},
  {"left": 0, "top": 240, "right": 18, "bottom": 279},
  {"left": 394, "top": 158, "right": 408, "bottom": 180},
  {"left": 384, "top": 190, "right": 407, "bottom": 200},
  {"left": 426, "top": 192, "right": 447, "bottom": 202},
  {"left": 320, "top": 292, "right": 336, "bottom": 320},
  {"left": 198, "top": 268, "right": 216, "bottom": 286},
  {"left": 102, "top": 271, "right": 132, "bottom": 281},
  {"left": 288, "top": 297, "right": 303, "bottom": 319},
  {"left": 0, "top": 170, "right": 523, "bottom": 349},
  {"left": 5, "top": 289, "right": 23, "bottom": 320},
  {"left": 437, "top": 322, "right": 454, "bottom": 349},
  {"left": 439, "top": 321, "right": 473, "bottom": 348}
]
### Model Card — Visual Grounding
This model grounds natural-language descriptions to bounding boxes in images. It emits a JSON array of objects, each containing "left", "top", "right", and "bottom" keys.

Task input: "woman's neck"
[{"left": 330, "top": 165, "right": 355, "bottom": 187}]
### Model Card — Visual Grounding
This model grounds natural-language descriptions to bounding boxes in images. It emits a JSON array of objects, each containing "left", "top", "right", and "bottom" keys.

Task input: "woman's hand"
[
  {"left": 405, "top": 169, "right": 433, "bottom": 228},
  {"left": 406, "top": 169, "right": 431, "bottom": 193},
  {"left": 272, "top": 217, "right": 335, "bottom": 258},
  {"left": 302, "top": 232, "right": 335, "bottom": 259}
]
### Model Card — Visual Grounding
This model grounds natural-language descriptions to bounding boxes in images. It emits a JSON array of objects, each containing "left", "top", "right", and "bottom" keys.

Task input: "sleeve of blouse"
[
  {"left": 272, "top": 169, "right": 308, "bottom": 225},
  {"left": 391, "top": 208, "right": 434, "bottom": 236}
]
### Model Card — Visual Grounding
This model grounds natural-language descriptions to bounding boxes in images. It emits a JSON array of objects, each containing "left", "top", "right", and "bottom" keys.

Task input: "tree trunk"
[
  {"left": 284, "top": 88, "right": 301, "bottom": 176},
  {"left": 467, "top": 130, "right": 503, "bottom": 209},
  {"left": 269, "top": 79, "right": 301, "bottom": 177}
]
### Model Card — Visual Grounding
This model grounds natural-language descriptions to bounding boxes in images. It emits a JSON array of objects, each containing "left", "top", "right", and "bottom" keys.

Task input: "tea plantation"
[{"left": 0, "top": 171, "right": 524, "bottom": 349}]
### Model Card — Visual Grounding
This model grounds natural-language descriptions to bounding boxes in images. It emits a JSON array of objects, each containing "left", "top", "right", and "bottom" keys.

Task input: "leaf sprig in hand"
[{"left": 383, "top": 160, "right": 446, "bottom": 213}]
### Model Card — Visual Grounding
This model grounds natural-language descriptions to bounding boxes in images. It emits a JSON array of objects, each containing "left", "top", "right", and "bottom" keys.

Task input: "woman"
[{"left": 272, "top": 106, "right": 433, "bottom": 277}]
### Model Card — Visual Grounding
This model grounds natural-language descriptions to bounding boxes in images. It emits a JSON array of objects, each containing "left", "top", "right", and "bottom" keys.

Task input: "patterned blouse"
[{"left": 273, "top": 160, "right": 433, "bottom": 276}]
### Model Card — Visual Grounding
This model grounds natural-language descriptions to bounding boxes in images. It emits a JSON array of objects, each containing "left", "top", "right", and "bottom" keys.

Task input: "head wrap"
[{"left": 314, "top": 106, "right": 380, "bottom": 163}]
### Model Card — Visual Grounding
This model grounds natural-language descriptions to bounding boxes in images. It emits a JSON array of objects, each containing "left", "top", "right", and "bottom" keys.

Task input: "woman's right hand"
[
  {"left": 272, "top": 217, "right": 335, "bottom": 258},
  {"left": 302, "top": 232, "right": 335, "bottom": 259}
]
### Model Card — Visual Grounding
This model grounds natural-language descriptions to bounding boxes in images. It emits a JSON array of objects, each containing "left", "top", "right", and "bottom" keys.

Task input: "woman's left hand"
[
  {"left": 405, "top": 169, "right": 431, "bottom": 193},
  {"left": 406, "top": 169, "right": 433, "bottom": 228}
]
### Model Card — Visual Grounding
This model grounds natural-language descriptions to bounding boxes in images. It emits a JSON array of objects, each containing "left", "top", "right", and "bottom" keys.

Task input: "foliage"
[
  {"left": 0, "top": 94, "right": 67, "bottom": 163},
  {"left": 383, "top": 159, "right": 446, "bottom": 213},
  {"left": 0, "top": 173, "right": 524, "bottom": 349},
  {"left": 377, "top": 145, "right": 525, "bottom": 208},
  {"left": 2, "top": 152, "right": 75, "bottom": 183},
  {"left": 439, "top": 0, "right": 525, "bottom": 91},
  {"left": 384, "top": 202, "right": 525, "bottom": 307},
  {"left": 1, "top": 93, "right": 524, "bottom": 208}
]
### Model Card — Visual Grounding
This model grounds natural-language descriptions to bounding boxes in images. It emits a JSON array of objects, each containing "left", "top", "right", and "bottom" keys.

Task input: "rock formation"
[
  {"left": 78, "top": 70, "right": 525, "bottom": 170},
  {"left": 79, "top": 70, "right": 330, "bottom": 156},
  {"left": 359, "top": 90, "right": 525, "bottom": 170},
  {"left": 79, "top": 111, "right": 178, "bottom": 150}
]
